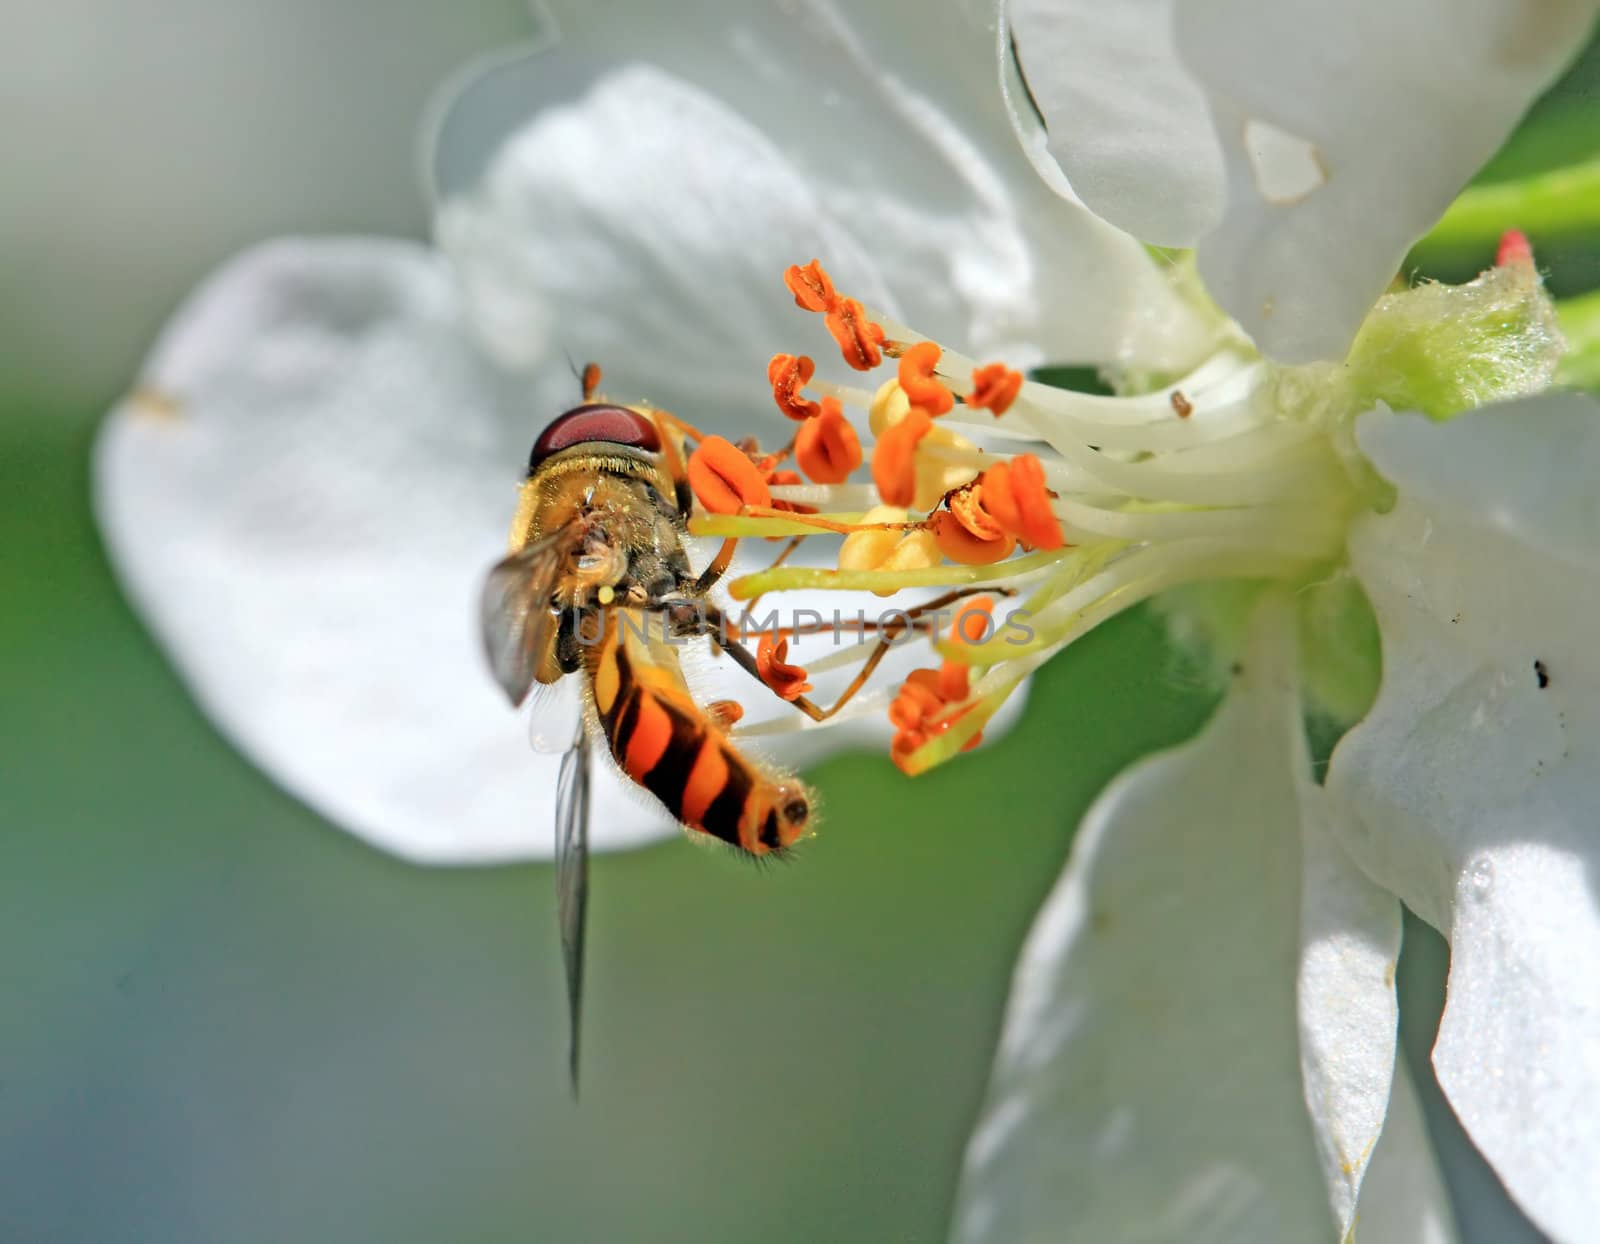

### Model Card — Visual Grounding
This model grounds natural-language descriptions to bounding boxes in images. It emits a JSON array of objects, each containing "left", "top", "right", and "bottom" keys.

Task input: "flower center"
[{"left": 691, "top": 244, "right": 1563, "bottom": 775}]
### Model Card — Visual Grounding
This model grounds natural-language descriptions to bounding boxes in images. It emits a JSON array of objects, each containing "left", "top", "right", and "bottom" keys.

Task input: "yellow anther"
[
  {"left": 868, "top": 378, "right": 909, "bottom": 438},
  {"left": 838, "top": 504, "right": 910, "bottom": 572},
  {"left": 868, "top": 379, "right": 981, "bottom": 510},
  {"left": 870, "top": 529, "right": 942, "bottom": 596}
]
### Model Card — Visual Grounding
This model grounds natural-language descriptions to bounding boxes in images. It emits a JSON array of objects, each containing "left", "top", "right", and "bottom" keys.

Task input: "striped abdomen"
[{"left": 587, "top": 610, "right": 811, "bottom": 856}]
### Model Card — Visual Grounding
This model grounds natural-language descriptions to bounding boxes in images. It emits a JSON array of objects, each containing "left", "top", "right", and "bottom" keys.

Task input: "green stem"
[
  {"left": 1557, "top": 289, "right": 1600, "bottom": 391},
  {"left": 1416, "top": 156, "right": 1600, "bottom": 255}
]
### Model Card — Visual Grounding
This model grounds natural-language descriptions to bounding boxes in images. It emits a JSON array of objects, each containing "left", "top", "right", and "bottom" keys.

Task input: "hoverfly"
[
  {"left": 479, "top": 365, "right": 816, "bottom": 1089},
  {"left": 481, "top": 366, "right": 981, "bottom": 1089}
]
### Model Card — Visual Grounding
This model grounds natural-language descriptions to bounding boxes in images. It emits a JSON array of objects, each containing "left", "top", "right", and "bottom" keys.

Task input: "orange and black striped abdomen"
[{"left": 587, "top": 611, "right": 810, "bottom": 856}]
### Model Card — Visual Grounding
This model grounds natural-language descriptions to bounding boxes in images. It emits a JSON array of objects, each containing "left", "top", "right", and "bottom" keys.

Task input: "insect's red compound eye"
[{"left": 527, "top": 404, "right": 661, "bottom": 473}]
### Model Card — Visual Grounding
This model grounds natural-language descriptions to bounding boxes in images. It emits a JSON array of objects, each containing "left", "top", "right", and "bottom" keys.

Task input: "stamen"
[
  {"left": 967, "top": 362, "right": 1024, "bottom": 416},
  {"left": 888, "top": 649, "right": 987, "bottom": 774},
  {"left": 1008, "top": 455, "right": 1067, "bottom": 551},
  {"left": 898, "top": 342, "right": 954, "bottom": 415},
  {"left": 889, "top": 670, "right": 941, "bottom": 731},
  {"left": 930, "top": 511, "right": 1015, "bottom": 565},
  {"left": 826, "top": 298, "right": 887, "bottom": 371},
  {"left": 757, "top": 631, "right": 812, "bottom": 701},
  {"left": 839, "top": 505, "right": 911, "bottom": 572},
  {"left": 873, "top": 528, "right": 942, "bottom": 584},
  {"left": 729, "top": 547, "right": 1062, "bottom": 600},
  {"left": 780, "top": 259, "right": 887, "bottom": 371},
  {"left": 834, "top": 521, "right": 945, "bottom": 597},
  {"left": 795, "top": 397, "right": 863, "bottom": 483},
  {"left": 744, "top": 250, "right": 1359, "bottom": 784},
  {"left": 688, "top": 436, "right": 772, "bottom": 514},
  {"left": 872, "top": 407, "right": 934, "bottom": 506},
  {"left": 949, "top": 482, "right": 1006, "bottom": 541},
  {"left": 769, "top": 482, "right": 880, "bottom": 508},
  {"left": 784, "top": 259, "right": 837, "bottom": 312},
  {"left": 691, "top": 510, "right": 917, "bottom": 539},
  {"left": 765, "top": 469, "right": 817, "bottom": 519},
  {"left": 978, "top": 456, "right": 1067, "bottom": 550},
  {"left": 937, "top": 595, "right": 996, "bottom": 701},
  {"left": 768, "top": 353, "right": 822, "bottom": 421}
]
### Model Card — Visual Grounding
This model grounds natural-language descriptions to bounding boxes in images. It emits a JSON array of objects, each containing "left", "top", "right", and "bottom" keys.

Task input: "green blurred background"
[{"left": 2, "top": 6, "right": 1596, "bottom": 1241}]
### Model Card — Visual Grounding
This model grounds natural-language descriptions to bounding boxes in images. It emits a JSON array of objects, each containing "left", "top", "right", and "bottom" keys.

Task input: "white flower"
[
  {"left": 92, "top": 0, "right": 1600, "bottom": 1239},
  {"left": 1007, "top": 0, "right": 1597, "bottom": 362}
]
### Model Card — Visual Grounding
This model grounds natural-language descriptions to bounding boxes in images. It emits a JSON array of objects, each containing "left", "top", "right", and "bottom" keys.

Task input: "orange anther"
[
  {"left": 688, "top": 435, "right": 772, "bottom": 515},
  {"left": 976, "top": 455, "right": 1065, "bottom": 550},
  {"left": 785, "top": 259, "right": 837, "bottom": 312},
  {"left": 968, "top": 362, "right": 1025, "bottom": 416},
  {"left": 897, "top": 342, "right": 953, "bottom": 416},
  {"left": 888, "top": 666, "right": 985, "bottom": 774},
  {"left": 825, "top": 298, "right": 886, "bottom": 371},
  {"left": 889, "top": 668, "right": 943, "bottom": 732},
  {"left": 949, "top": 482, "right": 1006, "bottom": 542},
  {"left": 1008, "top": 454, "right": 1065, "bottom": 550},
  {"left": 757, "top": 631, "right": 812, "bottom": 701},
  {"left": 768, "top": 352, "right": 821, "bottom": 421},
  {"left": 952, "top": 595, "right": 997, "bottom": 646},
  {"left": 937, "top": 660, "right": 970, "bottom": 704},
  {"left": 890, "top": 731, "right": 924, "bottom": 772},
  {"left": 978, "top": 461, "right": 1020, "bottom": 535},
  {"left": 871, "top": 407, "right": 933, "bottom": 508},
  {"left": 930, "top": 510, "right": 1015, "bottom": 565},
  {"left": 1169, "top": 389, "right": 1193, "bottom": 418},
  {"left": 938, "top": 597, "right": 995, "bottom": 701},
  {"left": 795, "top": 397, "right": 862, "bottom": 484}
]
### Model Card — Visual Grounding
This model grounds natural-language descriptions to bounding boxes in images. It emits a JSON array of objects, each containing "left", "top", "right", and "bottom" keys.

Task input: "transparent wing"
[
  {"left": 527, "top": 677, "right": 584, "bottom": 755},
  {"left": 480, "top": 530, "right": 575, "bottom": 706},
  {"left": 554, "top": 717, "right": 591, "bottom": 1094}
]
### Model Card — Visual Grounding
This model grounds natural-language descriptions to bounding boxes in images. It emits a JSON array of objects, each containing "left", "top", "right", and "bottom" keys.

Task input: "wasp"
[{"left": 481, "top": 366, "right": 985, "bottom": 1088}]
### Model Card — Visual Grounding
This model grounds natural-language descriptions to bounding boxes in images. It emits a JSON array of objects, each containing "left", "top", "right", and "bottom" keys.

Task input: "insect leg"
[
  {"left": 682, "top": 588, "right": 1004, "bottom": 723},
  {"left": 720, "top": 586, "right": 1002, "bottom": 642},
  {"left": 689, "top": 537, "right": 740, "bottom": 595}
]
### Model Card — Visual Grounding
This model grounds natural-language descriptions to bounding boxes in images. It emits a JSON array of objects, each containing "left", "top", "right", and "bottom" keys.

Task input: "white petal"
[
  {"left": 1171, "top": 0, "right": 1596, "bottom": 362},
  {"left": 1329, "top": 398, "right": 1600, "bottom": 1239},
  {"left": 432, "top": 0, "right": 1217, "bottom": 415},
  {"left": 94, "top": 238, "right": 674, "bottom": 864},
  {"left": 1297, "top": 784, "right": 1406, "bottom": 1239},
  {"left": 1355, "top": 1059, "right": 1460, "bottom": 1244},
  {"left": 1353, "top": 392, "right": 1600, "bottom": 572},
  {"left": 1008, "top": 0, "right": 1225, "bottom": 247},
  {"left": 955, "top": 598, "right": 1338, "bottom": 1242},
  {"left": 437, "top": 62, "right": 896, "bottom": 434}
]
